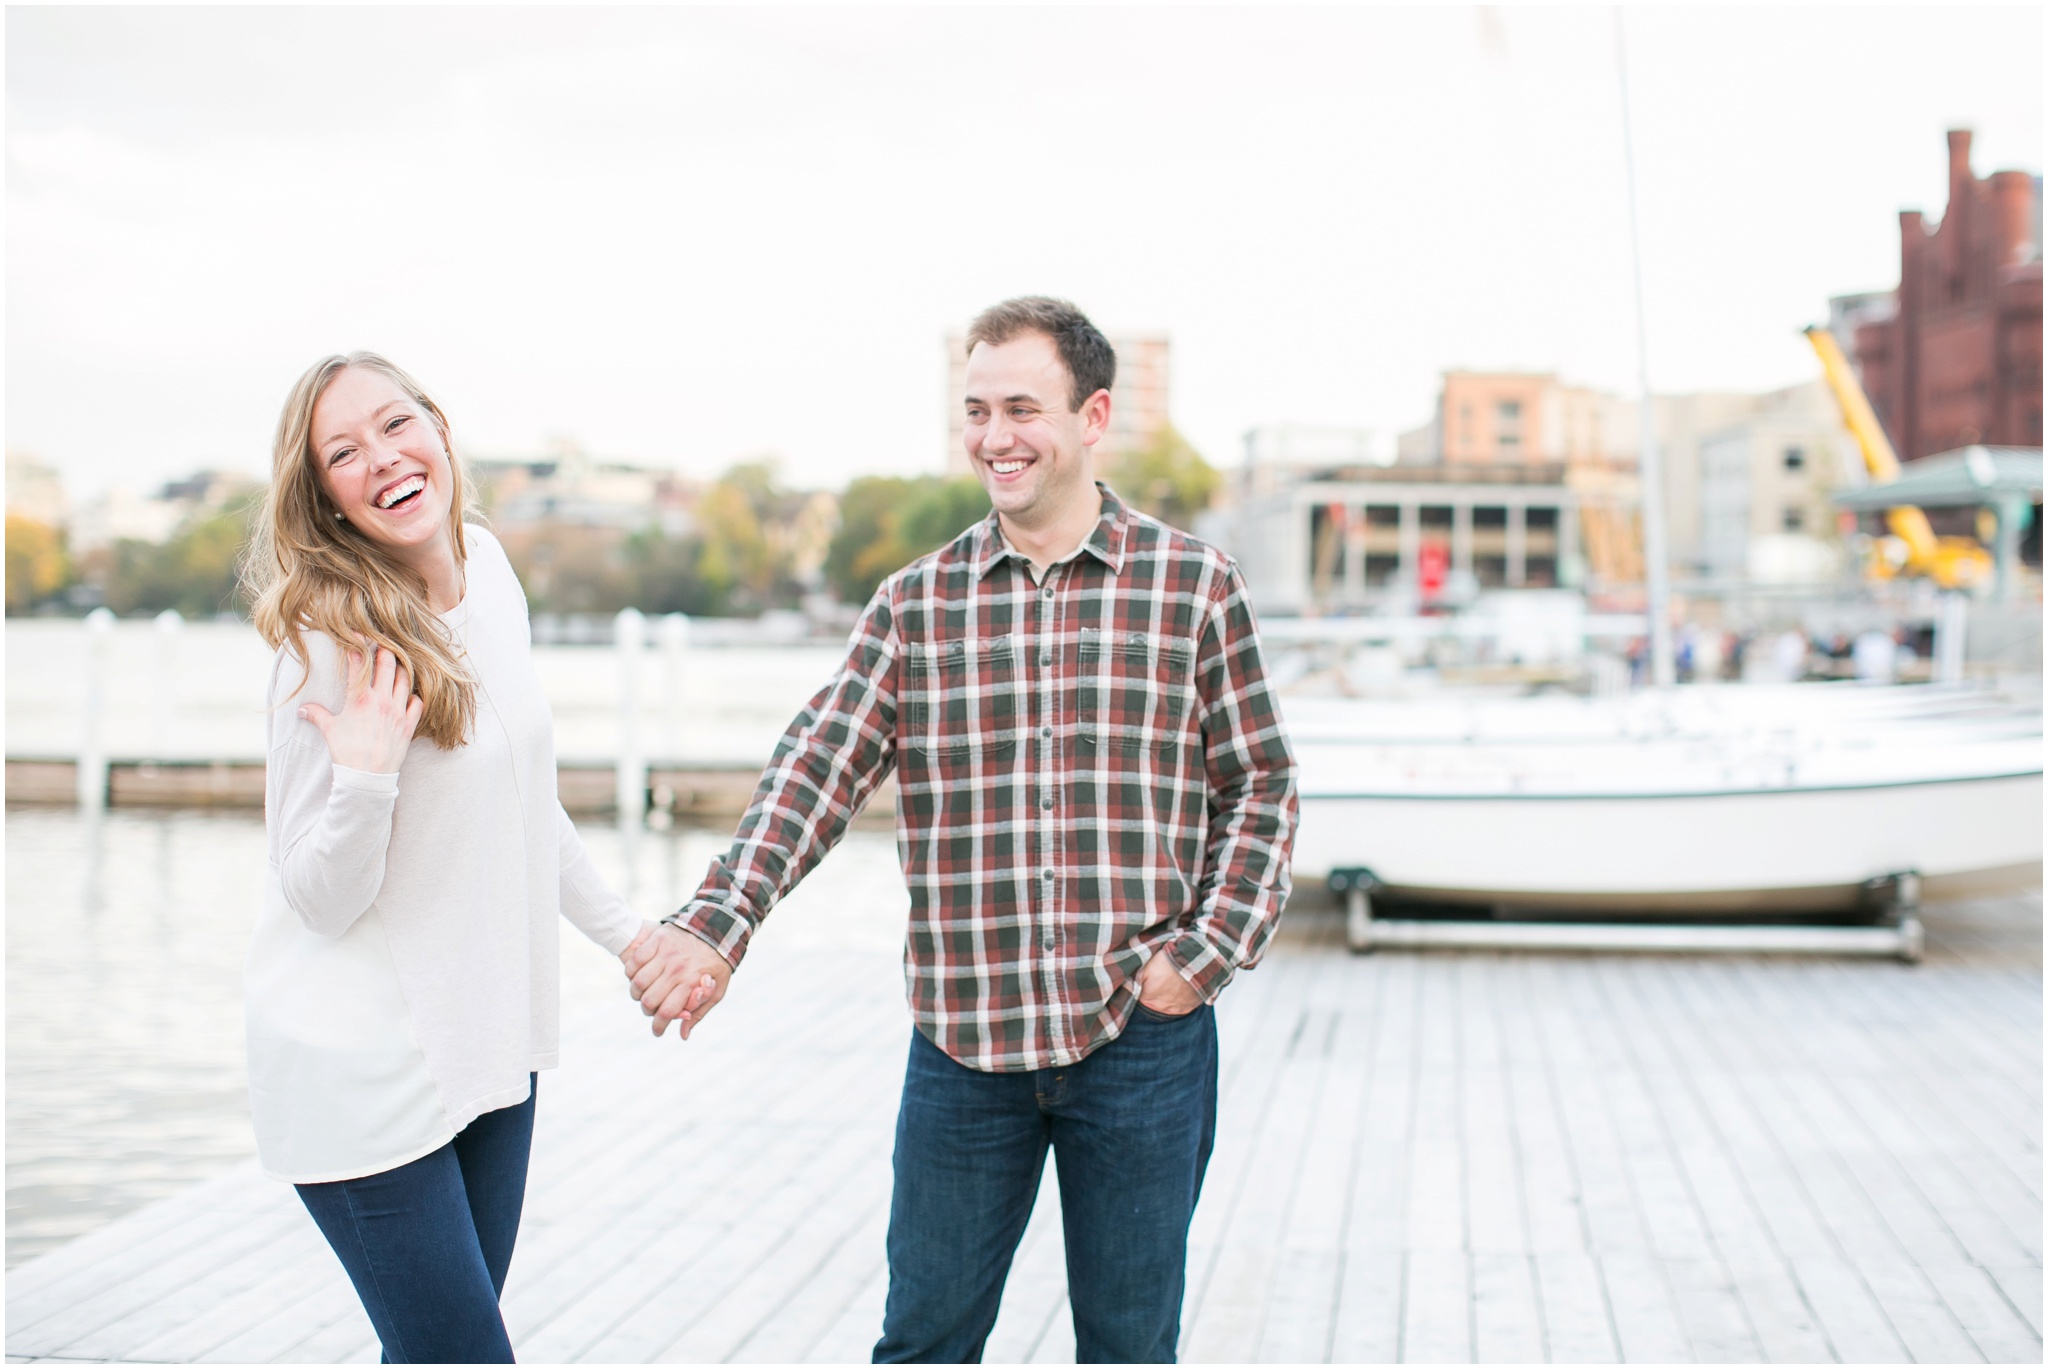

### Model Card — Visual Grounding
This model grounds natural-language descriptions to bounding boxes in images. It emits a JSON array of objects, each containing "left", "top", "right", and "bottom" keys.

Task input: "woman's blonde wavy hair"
[{"left": 241, "top": 352, "right": 479, "bottom": 748}]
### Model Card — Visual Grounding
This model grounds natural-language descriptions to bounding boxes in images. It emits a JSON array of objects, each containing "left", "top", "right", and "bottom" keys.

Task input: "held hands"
[
  {"left": 299, "top": 642, "right": 423, "bottom": 774},
  {"left": 1136, "top": 950, "right": 1203, "bottom": 1016},
  {"left": 621, "top": 922, "right": 732, "bottom": 1039}
]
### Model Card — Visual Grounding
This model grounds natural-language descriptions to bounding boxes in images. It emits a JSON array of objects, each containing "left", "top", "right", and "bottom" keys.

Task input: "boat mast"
[{"left": 1613, "top": 8, "right": 1676, "bottom": 688}]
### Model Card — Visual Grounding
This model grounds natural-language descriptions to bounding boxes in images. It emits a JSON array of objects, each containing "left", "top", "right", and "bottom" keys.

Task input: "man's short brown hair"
[{"left": 964, "top": 296, "right": 1116, "bottom": 412}]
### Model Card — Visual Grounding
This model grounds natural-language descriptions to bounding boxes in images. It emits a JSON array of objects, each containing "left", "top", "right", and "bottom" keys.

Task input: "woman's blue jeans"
[
  {"left": 296, "top": 1076, "right": 537, "bottom": 1364},
  {"left": 873, "top": 1005, "right": 1219, "bottom": 1364}
]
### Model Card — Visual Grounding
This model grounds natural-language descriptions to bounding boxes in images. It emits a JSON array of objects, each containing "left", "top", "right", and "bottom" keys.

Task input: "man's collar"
[{"left": 971, "top": 482, "right": 1130, "bottom": 581}]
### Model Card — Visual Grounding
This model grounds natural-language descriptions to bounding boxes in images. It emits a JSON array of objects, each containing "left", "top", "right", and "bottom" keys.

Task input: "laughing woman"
[{"left": 240, "top": 353, "right": 702, "bottom": 1363}]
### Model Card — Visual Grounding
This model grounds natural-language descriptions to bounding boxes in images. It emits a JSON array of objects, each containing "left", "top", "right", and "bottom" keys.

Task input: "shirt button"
[
  {"left": 1042, "top": 869, "right": 1055, "bottom": 881},
  {"left": 1042, "top": 585, "right": 1055, "bottom": 599},
  {"left": 1040, "top": 725, "right": 1052, "bottom": 740},
  {"left": 1041, "top": 796, "right": 1055, "bottom": 811},
  {"left": 1039, "top": 651, "right": 1052, "bottom": 666}
]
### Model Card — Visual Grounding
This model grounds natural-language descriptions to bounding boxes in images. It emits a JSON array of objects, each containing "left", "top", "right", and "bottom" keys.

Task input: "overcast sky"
[{"left": 7, "top": 5, "right": 2041, "bottom": 499}]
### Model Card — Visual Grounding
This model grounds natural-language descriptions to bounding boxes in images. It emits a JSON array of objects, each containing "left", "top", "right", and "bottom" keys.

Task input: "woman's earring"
[{"left": 333, "top": 510, "right": 346, "bottom": 522}]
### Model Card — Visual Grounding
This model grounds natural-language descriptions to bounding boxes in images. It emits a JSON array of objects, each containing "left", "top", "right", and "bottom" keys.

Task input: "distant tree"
[
  {"left": 93, "top": 499, "right": 258, "bottom": 617},
  {"left": 622, "top": 527, "right": 723, "bottom": 617},
  {"left": 495, "top": 523, "right": 637, "bottom": 615},
  {"left": 695, "top": 478, "right": 774, "bottom": 612},
  {"left": 1103, "top": 422, "right": 1219, "bottom": 532},
  {"left": 823, "top": 476, "right": 990, "bottom": 605},
  {"left": 5, "top": 514, "right": 70, "bottom": 613}
]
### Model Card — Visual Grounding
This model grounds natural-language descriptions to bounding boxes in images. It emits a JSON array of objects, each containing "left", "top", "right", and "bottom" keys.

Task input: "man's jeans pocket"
[{"left": 1132, "top": 999, "right": 1198, "bottom": 1024}]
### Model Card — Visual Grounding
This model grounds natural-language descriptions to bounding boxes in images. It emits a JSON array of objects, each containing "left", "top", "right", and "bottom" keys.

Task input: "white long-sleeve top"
[{"left": 245, "top": 525, "right": 642, "bottom": 1183}]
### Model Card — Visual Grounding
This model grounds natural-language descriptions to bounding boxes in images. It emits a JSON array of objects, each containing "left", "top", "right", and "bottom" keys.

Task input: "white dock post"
[
  {"left": 1934, "top": 591, "right": 1968, "bottom": 685},
  {"left": 79, "top": 607, "right": 115, "bottom": 811},
  {"left": 152, "top": 609, "right": 183, "bottom": 764},
  {"left": 661, "top": 613, "right": 691, "bottom": 762},
  {"left": 614, "top": 608, "right": 647, "bottom": 828}
]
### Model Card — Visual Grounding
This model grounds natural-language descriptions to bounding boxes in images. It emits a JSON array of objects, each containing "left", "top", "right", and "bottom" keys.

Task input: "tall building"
[
  {"left": 944, "top": 331, "right": 1170, "bottom": 475},
  {"left": 1403, "top": 371, "right": 1627, "bottom": 467},
  {"left": 1850, "top": 128, "right": 2043, "bottom": 459}
]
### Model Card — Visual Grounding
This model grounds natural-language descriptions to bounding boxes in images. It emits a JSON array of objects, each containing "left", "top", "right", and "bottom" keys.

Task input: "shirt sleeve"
[
  {"left": 664, "top": 590, "right": 901, "bottom": 968},
  {"left": 555, "top": 801, "right": 643, "bottom": 957},
  {"left": 267, "top": 642, "right": 401, "bottom": 939},
  {"left": 1161, "top": 561, "right": 1300, "bottom": 1001}
]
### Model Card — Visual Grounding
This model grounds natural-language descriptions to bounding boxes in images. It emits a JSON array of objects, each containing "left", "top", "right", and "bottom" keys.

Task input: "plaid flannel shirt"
[{"left": 668, "top": 485, "right": 1298, "bottom": 1073}]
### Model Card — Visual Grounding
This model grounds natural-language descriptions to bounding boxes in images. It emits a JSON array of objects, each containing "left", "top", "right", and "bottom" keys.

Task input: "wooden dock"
[{"left": 7, "top": 891, "right": 2040, "bottom": 1363}]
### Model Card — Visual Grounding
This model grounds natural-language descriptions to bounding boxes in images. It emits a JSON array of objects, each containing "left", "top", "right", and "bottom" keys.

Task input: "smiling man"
[{"left": 625, "top": 296, "right": 1298, "bottom": 1363}]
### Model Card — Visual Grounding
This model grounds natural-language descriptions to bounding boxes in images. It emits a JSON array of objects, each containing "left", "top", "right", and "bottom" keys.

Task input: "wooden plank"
[
  {"left": 1786, "top": 1256, "right": 1909, "bottom": 1364},
  {"left": 1180, "top": 1046, "right": 1327, "bottom": 1356},
  {"left": 5, "top": 1176, "right": 279, "bottom": 1333},
  {"left": 1584, "top": 962, "right": 1716, "bottom": 1265},
  {"left": 275, "top": 1305, "right": 379, "bottom": 1365},
  {"left": 1469, "top": 1253, "right": 1542, "bottom": 1364},
  {"left": 1614, "top": 963, "right": 1841, "bottom": 1363},
  {"left": 7, "top": 1204, "right": 307, "bottom": 1358},
  {"left": 1533, "top": 968, "right": 1647, "bottom": 1257},
  {"left": 1597, "top": 1252, "right": 1692, "bottom": 1362},
  {"left": 536, "top": 1124, "right": 865, "bottom": 1361},
  {"left": 802, "top": 1261, "right": 890, "bottom": 1364},
  {"left": 639, "top": 1130, "right": 892, "bottom": 1363},
  {"left": 1720, "top": 1260, "right": 1836, "bottom": 1365},
  {"left": 1326, "top": 1249, "right": 1403, "bottom": 1364},
  {"left": 1400, "top": 1249, "right": 1471, "bottom": 1363},
  {"left": 1919, "top": 1261, "right": 2046, "bottom": 1363},
  {"left": 662, "top": 1150, "right": 896, "bottom": 1363},
  {"left": 5, "top": 1161, "right": 275, "bottom": 1305},
  {"left": 1982, "top": 1262, "right": 2044, "bottom": 1340},
  {"left": 1531, "top": 1252, "right": 1618, "bottom": 1363},
  {"left": 1661, "top": 1256, "right": 1766, "bottom": 1363},
  {"left": 728, "top": 1200, "right": 890, "bottom": 1363},
  {"left": 197, "top": 1272, "right": 369, "bottom": 1364},
  {"left": 1252, "top": 1250, "right": 1340, "bottom": 1364},
  {"left": 1180, "top": 952, "right": 1332, "bottom": 1360},
  {"left": 503, "top": 1118, "right": 797, "bottom": 1343},
  {"left": 1849, "top": 1252, "right": 1989, "bottom": 1364},
  {"left": 117, "top": 1232, "right": 341, "bottom": 1363},
  {"left": 1493, "top": 961, "right": 1585, "bottom": 1258},
  {"left": 1326, "top": 953, "right": 1414, "bottom": 1363},
  {"left": 1256, "top": 976, "right": 1371, "bottom": 1364},
  {"left": 1404, "top": 958, "right": 1466, "bottom": 1256}
]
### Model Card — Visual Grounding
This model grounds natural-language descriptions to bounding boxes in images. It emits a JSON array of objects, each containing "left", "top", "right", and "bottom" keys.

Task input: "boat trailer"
[{"left": 1328, "top": 868, "right": 1926, "bottom": 963}]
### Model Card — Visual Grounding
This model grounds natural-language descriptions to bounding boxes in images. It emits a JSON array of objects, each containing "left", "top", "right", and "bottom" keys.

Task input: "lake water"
[
  {"left": 4, "top": 805, "right": 909, "bottom": 1268},
  {"left": 5, "top": 618, "right": 850, "bottom": 765}
]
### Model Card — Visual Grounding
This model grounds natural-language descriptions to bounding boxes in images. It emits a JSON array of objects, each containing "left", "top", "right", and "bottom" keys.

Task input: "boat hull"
[{"left": 1293, "top": 772, "right": 2042, "bottom": 910}]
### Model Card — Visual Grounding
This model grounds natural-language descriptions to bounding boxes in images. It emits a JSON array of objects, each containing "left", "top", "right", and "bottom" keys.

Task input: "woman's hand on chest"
[{"left": 300, "top": 642, "right": 425, "bottom": 774}]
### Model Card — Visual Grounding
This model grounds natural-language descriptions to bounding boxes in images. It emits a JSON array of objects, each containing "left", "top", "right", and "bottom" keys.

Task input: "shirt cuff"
[
  {"left": 663, "top": 899, "right": 753, "bottom": 970},
  {"left": 1161, "top": 930, "right": 1234, "bottom": 1003},
  {"left": 328, "top": 764, "right": 400, "bottom": 796}
]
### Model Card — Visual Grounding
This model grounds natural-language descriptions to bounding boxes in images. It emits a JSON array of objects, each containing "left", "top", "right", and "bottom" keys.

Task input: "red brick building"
[{"left": 1852, "top": 129, "right": 2043, "bottom": 460}]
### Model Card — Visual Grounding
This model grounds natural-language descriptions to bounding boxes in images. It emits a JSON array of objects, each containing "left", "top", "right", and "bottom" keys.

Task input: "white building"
[
  {"left": 1693, "top": 381, "right": 1857, "bottom": 585},
  {"left": 478, "top": 443, "right": 698, "bottom": 536},
  {"left": 1219, "top": 463, "right": 1583, "bottom": 615}
]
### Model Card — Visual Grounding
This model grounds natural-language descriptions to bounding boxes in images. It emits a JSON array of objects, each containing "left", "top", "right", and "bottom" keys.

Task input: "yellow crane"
[{"left": 1803, "top": 325, "right": 1991, "bottom": 589}]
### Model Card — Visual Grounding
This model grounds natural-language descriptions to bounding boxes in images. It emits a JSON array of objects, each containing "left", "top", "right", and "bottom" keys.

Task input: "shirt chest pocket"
[
  {"left": 902, "top": 634, "right": 1020, "bottom": 761},
  {"left": 1077, "top": 628, "right": 1199, "bottom": 755}
]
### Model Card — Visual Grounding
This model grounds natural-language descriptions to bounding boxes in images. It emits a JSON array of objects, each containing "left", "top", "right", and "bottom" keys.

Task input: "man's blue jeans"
[
  {"left": 296, "top": 1076, "right": 537, "bottom": 1364},
  {"left": 873, "top": 1005, "right": 1218, "bottom": 1364}
]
